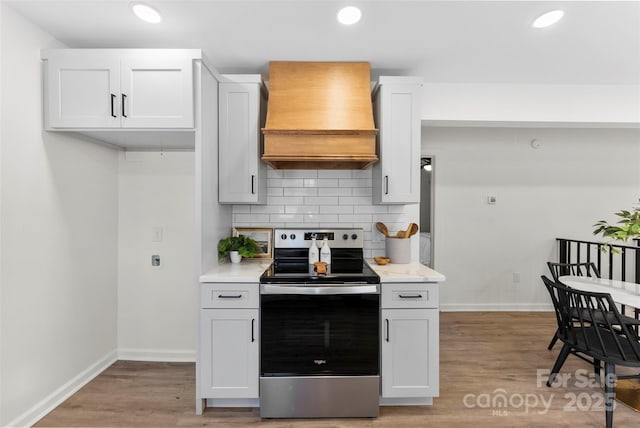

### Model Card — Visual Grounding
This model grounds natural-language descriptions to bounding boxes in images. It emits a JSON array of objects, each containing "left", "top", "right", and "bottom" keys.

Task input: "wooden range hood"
[{"left": 261, "top": 61, "right": 378, "bottom": 170}]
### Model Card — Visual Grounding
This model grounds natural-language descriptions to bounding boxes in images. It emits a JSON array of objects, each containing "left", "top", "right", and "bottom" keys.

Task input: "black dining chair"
[
  {"left": 547, "top": 261, "right": 601, "bottom": 282},
  {"left": 541, "top": 275, "right": 640, "bottom": 428},
  {"left": 546, "top": 262, "right": 640, "bottom": 351},
  {"left": 546, "top": 262, "right": 602, "bottom": 350}
]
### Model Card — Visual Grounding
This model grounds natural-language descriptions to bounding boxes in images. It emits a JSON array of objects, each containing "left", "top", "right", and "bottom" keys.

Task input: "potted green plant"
[
  {"left": 218, "top": 234, "right": 260, "bottom": 263},
  {"left": 593, "top": 206, "right": 640, "bottom": 252}
]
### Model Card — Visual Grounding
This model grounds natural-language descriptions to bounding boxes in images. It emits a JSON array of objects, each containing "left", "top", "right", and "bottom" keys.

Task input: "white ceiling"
[{"left": 6, "top": 0, "right": 640, "bottom": 85}]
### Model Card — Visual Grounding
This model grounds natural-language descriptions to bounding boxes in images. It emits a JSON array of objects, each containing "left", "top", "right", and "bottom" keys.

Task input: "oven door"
[{"left": 260, "top": 285, "right": 380, "bottom": 377}]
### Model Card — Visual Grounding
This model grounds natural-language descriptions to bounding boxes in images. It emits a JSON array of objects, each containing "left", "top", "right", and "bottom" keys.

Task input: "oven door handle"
[{"left": 260, "top": 284, "right": 379, "bottom": 295}]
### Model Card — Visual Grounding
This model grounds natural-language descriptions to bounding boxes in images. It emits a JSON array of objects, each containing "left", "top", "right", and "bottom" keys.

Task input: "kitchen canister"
[{"left": 385, "top": 236, "right": 410, "bottom": 264}]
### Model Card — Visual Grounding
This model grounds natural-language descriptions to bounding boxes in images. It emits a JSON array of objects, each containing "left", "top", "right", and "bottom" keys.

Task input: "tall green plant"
[{"left": 593, "top": 207, "right": 640, "bottom": 252}]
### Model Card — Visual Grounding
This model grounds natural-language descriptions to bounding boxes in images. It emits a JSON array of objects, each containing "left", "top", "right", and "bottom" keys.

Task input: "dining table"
[
  {"left": 559, "top": 275, "right": 640, "bottom": 309},
  {"left": 558, "top": 275, "right": 640, "bottom": 412}
]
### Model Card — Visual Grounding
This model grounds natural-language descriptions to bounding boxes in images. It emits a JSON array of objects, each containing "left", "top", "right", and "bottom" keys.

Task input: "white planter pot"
[{"left": 229, "top": 251, "right": 242, "bottom": 263}]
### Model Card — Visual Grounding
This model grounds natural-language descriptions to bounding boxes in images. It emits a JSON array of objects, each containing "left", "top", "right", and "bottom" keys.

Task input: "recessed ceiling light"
[
  {"left": 131, "top": 2, "right": 162, "bottom": 24},
  {"left": 532, "top": 10, "right": 565, "bottom": 28},
  {"left": 337, "top": 6, "right": 362, "bottom": 25}
]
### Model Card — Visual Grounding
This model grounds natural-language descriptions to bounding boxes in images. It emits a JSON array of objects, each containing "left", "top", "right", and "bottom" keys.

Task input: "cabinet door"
[
  {"left": 381, "top": 308, "right": 439, "bottom": 398},
  {"left": 120, "top": 56, "right": 194, "bottom": 128},
  {"left": 373, "top": 81, "right": 421, "bottom": 204},
  {"left": 46, "top": 56, "right": 120, "bottom": 128},
  {"left": 218, "top": 82, "right": 265, "bottom": 204},
  {"left": 200, "top": 309, "right": 259, "bottom": 398}
]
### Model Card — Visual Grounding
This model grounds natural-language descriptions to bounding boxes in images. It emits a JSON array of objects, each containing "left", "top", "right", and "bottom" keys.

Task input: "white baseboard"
[
  {"left": 118, "top": 348, "right": 196, "bottom": 362},
  {"left": 440, "top": 303, "right": 554, "bottom": 311},
  {"left": 7, "top": 350, "right": 117, "bottom": 428}
]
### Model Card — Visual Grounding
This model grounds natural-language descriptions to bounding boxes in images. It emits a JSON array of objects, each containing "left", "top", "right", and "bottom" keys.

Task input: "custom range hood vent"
[{"left": 261, "top": 61, "right": 378, "bottom": 170}]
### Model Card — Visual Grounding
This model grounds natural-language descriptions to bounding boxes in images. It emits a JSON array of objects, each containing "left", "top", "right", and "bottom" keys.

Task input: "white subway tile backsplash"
[
  {"left": 318, "top": 170, "right": 351, "bottom": 179},
  {"left": 305, "top": 196, "right": 339, "bottom": 205},
  {"left": 267, "top": 169, "right": 284, "bottom": 178},
  {"left": 338, "top": 214, "right": 373, "bottom": 223},
  {"left": 319, "top": 205, "right": 354, "bottom": 214},
  {"left": 304, "top": 213, "right": 339, "bottom": 223},
  {"left": 375, "top": 213, "right": 409, "bottom": 223},
  {"left": 267, "top": 187, "right": 284, "bottom": 196},
  {"left": 339, "top": 178, "right": 372, "bottom": 188},
  {"left": 353, "top": 222, "right": 373, "bottom": 231},
  {"left": 284, "top": 170, "right": 318, "bottom": 179},
  {"left": 232, "top": 167, "right": 412, "bottom": 257},
  {"left": 250, "top": 205, "right": 285, "bottom": 214},
  {"left": 285, "top": 205, "right": 320, "bottom": 214},
  {"left": 270, "top": 213, "right": 303, "bottom": 223},
  {"left": 354, "top": 205, "right": 389, "bottom": 214},
  {"left": 318, "top": 187, "right": 352, "bottom": 196},
  {"left": 388, "top": 205, "right": 408, "bottom": 213},
  {"left": 268, "top": 196, "right": 304, "bottom": 205},
  {"left": 352, "top": 187, "right": 373, "bottom": 196},
  {"left": 339, "top": 196, "right": 372, "bottom": 205},
  {"left": 286, "top": 222, "right": 319, "bottom": 228},
  {"left": 315, "top": 178, "right": 340, "bottom": 187},
  {"left": 234, "top": 213, "right": 270, "bottom": 223},
  {"left": 284, "top": 187, "right": 318, "bottom": 197},
  {"left": 269, "top": 178, "right": 304, "bottom": 188},
  {"left": 351, "top": 169, "right": 373, "bottom": 179}
]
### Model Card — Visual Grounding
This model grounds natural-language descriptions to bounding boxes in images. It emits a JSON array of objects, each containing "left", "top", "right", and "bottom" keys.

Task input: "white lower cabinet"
[
  {"left": 380, "top": 282, "right": 439, "bottom": 400},
  {"left": 199, "top": 307, "right": 259, "bottom": 399},
  {"left": 381, "top": 308, "right": 439, "bottom": 398}
]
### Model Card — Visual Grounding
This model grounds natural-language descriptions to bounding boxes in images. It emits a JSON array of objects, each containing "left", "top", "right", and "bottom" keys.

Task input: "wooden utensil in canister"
[{"left": 376, "top": 222, "right": 390, "bottom": 237}]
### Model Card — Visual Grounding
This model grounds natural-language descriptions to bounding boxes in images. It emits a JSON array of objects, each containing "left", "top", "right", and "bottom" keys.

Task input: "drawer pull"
[
  {"left": 398, "top": 293, "right": 423, "bottom": 299},
  {"left": 218, "top": 294, "right": 242, "bottom": 299}
]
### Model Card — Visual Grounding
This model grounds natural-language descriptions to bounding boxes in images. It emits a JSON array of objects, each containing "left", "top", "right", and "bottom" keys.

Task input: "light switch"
[
  {"left": 152, "top": 227, "right": 163, "bottom": 242},
  {"left": 487, "top": 195, "right": 497, "bottom": 204}
]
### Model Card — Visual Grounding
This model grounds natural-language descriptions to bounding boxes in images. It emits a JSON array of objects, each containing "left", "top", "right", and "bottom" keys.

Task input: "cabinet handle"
[
  {"left": 251, "top": 175, "right": 255, "bottom": 194},
  {"left": 121, "top": 93, "right": 127, "bottom": 118},
  {"left": 251, "top": 318, "right": 256, "bottom": 342},
  {"left": 385, "top": 318, "right": 390, "bottom": 342},
  {"left": 398, "top": 294, "right": 423, "bottom": 299},
  {"left": 110, "top": 94, "right": 116, "bottom": 117},
  {"left": 217, "top": 294, "right": 242, "bottom": 299},
  {"left": 384, "top": 176, "right": 389, "bottom": 195}
]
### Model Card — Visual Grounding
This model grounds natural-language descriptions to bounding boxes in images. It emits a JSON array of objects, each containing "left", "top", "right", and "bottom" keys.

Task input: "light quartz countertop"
[
  {"left": 368, "top": 261, "right": 446, "bottom": 283},
  {"left": 199, "top": 259, "right": 272, "bottom": 283},
  {"left": 200, "top": 259, "right": 445, "bottom": 284}
]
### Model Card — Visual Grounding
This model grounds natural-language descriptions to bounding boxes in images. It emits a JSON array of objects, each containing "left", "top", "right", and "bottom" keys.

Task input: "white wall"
[
  {"left": 422, "top": 83, "right": 640, "bottom": 125},
  {"left": 117, "top": 151, "right": 196, "bottom": 361},
  {"left": 424, "top": 126, "right": 640, "bottom": 310},
  {"left": 231, "top": 168, "right": 420, "bottom": 261},
  {"left": 0, "top": 4, "right": 119, "bottom": 426}
]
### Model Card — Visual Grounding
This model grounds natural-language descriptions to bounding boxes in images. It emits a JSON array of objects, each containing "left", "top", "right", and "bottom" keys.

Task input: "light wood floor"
[{"left": 35, "top": 312, "right": 639, "bottom": 427}]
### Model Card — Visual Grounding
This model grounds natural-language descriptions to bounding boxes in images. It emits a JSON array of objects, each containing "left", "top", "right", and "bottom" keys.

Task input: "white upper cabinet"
[
  {"left": 372, "top": 77, "right": 423, "bottom": 204},
  {"left": 45, "top": 55, "right": 121, "bottom": 129},
  {"left": 43, "top": 49, "right": 198, "bottom": 130},
  {"left": 218, "top": 75, "right": 266, "bottom": 204}
]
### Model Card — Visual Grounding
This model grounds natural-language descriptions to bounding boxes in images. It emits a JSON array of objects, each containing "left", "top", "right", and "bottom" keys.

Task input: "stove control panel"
[{"left": 274, "top": 228, "right": 364, "bottom": 249}]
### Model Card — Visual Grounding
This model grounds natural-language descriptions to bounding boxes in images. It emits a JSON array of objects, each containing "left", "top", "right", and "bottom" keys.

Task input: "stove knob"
[
  {"left": 351, "top": 234, "right": 358, "bottom": 240},
  {"left": 281, "top": 233, "right": 287, "bottom": 240},
  {"left": 343, "top": 234, "right": 349, "bottom": 240},
  {"left": 290, "top": 233, "right": 296, "bottom": 240}
]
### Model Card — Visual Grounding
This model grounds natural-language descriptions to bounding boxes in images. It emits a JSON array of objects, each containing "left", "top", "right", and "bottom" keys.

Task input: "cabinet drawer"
[
  {"left": 381, "top": 283, "right": 439, "bottom": 309},
  {"left": 200, "top": 283, "right": 259, "bottom": 309}
]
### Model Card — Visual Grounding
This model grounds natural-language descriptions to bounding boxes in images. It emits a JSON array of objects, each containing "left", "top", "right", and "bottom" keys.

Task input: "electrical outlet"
[
  {"left": 487, "top": 195, "right": 497, "bottom": 204},
  {"left": 152, "top": 255, "right": 161, "bottom": 267},
  {"left": 512, "top": 272, "right": 521, "bottom": 283}
]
